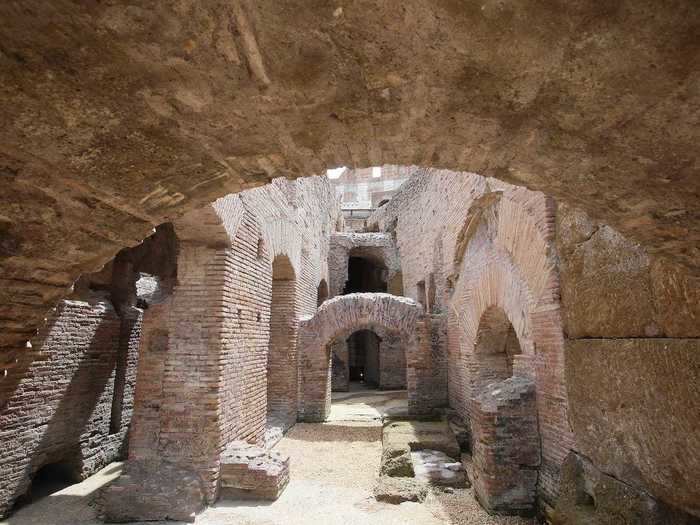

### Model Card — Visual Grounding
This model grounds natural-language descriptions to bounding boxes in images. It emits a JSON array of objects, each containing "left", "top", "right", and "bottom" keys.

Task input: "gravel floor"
[{"left": 2, "top": 388, "right": 533, "bottom": 525}]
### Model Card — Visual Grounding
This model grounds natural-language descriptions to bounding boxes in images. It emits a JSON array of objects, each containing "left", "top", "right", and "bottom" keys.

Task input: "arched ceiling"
[{"left": 0, "top": 1, "right": 698, "bottom": 361}]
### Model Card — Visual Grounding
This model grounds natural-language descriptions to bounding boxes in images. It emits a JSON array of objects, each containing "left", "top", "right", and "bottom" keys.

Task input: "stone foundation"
[
  {"left": 219, "top": 442, "right": 290, "bottom": 501},
  {"left": 103, "top": 460, "right": 205, "bottom": 523}
]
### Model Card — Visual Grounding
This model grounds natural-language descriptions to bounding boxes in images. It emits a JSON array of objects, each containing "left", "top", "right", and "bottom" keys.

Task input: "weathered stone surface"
[
  {"left": 566, "top": 339, "right": 700, "bottom": 517},
  {"left": 219, "top": 441, "right": 290, "bottom": 501},
  {"left": 373, "top": 476, "right": 428, "bottom": 504},
  {"left": 557, "top": 202, "right": 700, "bottom": 338},
  {"left": 411, "top": 450, "right": 469, "bottom": 488},
  {"left": 1, "top": 1, "right": 699, "bottom": 362},
  {"left": 553, "top": 452, "right": 700, "bottom": 525},
  {"left": 103, "top": 460, "right": 205, "bottom": 523},
  {"left": 380, "top": 444, "right": 414, "bottom": 478},
  {"left": 382, "top": 420, "right": 461, "bottom": 460}
]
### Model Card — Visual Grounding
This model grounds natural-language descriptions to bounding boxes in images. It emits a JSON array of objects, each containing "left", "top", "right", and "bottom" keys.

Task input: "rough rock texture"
[
  {"left": 552, "top": 452, "right": 700, "bottom": 525},
  {"left": 382, "top": 420, "right": 461, "bottom": 460},
  {"left": 566, "top": 339, "right": 700, "bottom": 518},
  {"left": 102, "top": 460, "right": 205, "bottom": 523},
  {"left": 219, "top": 441, "right": 290, "bottom": 501},
  {"left": 380, "top": 444, "right": 415, "bottom": 478},
  {"left": 557, "top": 202, "right": 700, "bottom": 338},
  {"left": 373, "top": 476, "right": 428, "bottom": 504},
  {"left": 1, "top": 1, "right": 699, "bottom": 367}
]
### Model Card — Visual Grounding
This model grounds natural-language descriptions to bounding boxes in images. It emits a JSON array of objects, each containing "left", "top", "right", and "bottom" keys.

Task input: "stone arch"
[
  {"left": 266, "top": 254, "right": 298, "bottom": 432},
  {"left": 297, "top": 293, "right": 429, "bottom": 421},
  {"left": 328, "top": 233, "right": 401, "bottom": 297}
]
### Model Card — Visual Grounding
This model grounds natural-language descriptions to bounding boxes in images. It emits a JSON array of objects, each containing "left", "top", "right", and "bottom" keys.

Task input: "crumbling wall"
[{"left": 328, "top": 232, "right": 401, "bottom": 297}]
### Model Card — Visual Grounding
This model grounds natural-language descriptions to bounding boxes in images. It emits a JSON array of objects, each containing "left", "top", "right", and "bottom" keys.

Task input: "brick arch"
[
  {"left": 451, "top": 255, "right": 573, "bottom": 505},
  {"left": 297, "top": 293, "right": 430, "bottom": 421},
  {"left": 259, "top": 218, "right": 303, "bottom": 278}
]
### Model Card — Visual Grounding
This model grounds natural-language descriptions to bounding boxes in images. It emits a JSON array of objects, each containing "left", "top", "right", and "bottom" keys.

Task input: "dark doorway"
[
  {"left": 347, "top": 330, "right": 381, "bottom": 387},
  {"left": 13, "top": 463, "right": 75, "bottom": 510},
  {"left": 343, "top": 257, "right": 387, "bottom": 294}
]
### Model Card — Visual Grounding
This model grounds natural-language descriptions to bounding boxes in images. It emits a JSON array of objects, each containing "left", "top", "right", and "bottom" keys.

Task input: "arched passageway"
[
  {"left": 298, "top": 293, "right": 438, "bottom": 421},
  {"left": 346, "top": 329, "right": 380, "bottom": 385},
  {"left": 473, "top": 306, "right": 523, "bottom": 392},
  {"left": 330, "top": 325, "right": 407, "bottom": 392},
  {"left": 469, "top": 305, "right": 540, "bottom": 515},
  {"left": 267, "top": 255, "right": 298, "bottom": 432}
]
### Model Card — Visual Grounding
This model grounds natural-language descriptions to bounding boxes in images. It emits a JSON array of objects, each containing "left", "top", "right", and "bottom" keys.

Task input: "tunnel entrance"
[
  {"left": 347, "top": 329, "right": 381, "bottom": 388},
  {"left": 13, "top": 463, "right": 75, "bottom": 510},
  {"left": 342, "top": 256, "right": 387, "bottom": 294}
]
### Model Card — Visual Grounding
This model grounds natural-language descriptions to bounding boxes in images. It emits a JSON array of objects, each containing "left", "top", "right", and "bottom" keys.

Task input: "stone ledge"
[{"left": 218, "top": 441, "right": 290, "bottom": 501}]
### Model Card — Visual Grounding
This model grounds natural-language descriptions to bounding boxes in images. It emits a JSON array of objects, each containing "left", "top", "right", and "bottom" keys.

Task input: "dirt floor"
[{"left": 2, "top": 386, "right": 533, "bottom": 525}]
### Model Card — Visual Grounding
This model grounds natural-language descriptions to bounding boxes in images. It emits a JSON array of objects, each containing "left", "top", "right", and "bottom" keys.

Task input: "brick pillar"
[{"left": 471, "top": 376, "right": 540, "bottom": 515}]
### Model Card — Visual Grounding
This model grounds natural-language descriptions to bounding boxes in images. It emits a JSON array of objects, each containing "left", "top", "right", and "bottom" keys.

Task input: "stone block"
[
  {"left": 382, "top": 420, "right": 461, "bottom": 459},
  {"left": 218, "top": 442, "right": 290, "bottom": 501},
  {"left": 373, "top": 476, "right": 428, "bottom": 504},
  {"left": 103, "top": 460, "right": 205, "bottom": 523},
  {"left": 566, "top": 339, "right": 700, "bottom": 518},
  {"left": 380, "top": 444, "right": 414, "bottom": 477},
  {"left": 553, "top": 452, "right": 700, "bottom": 525}
]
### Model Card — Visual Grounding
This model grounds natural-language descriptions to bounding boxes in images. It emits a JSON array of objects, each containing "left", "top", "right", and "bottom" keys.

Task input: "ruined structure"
[
  {"left": 3, "top": 163, "right": 697, "bottom": 524},
  {"left": 0, "top": 3, "right": 698, "bottom": 524}
]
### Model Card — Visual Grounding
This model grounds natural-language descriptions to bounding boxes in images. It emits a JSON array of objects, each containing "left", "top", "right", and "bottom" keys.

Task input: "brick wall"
[
  {"left": 105, "top": 176, "right": 341, "bottom": 518},
  {"left": 0, "top": 300, "right": 141, "bottom": 517},
  {"left": 370, "top": 168, "right": 572, "bottom": 505},
  {"left": 371, "top": 167, "right": 700, "bottom": 519}
]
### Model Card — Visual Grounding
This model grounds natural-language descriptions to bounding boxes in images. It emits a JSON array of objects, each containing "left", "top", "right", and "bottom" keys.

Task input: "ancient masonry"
[{"left": 0, "top": 166, "right": 698, "bottom": 524}]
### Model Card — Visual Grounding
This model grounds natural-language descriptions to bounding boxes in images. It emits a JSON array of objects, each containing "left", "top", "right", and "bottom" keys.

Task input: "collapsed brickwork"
[{"left": 370, "top": 167, "right": 700, "bottom": 520}]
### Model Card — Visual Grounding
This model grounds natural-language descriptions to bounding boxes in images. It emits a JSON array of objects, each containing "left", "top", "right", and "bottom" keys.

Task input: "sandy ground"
[{"left": 2, "top": 386, "right": 532, "bottom": 525}]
